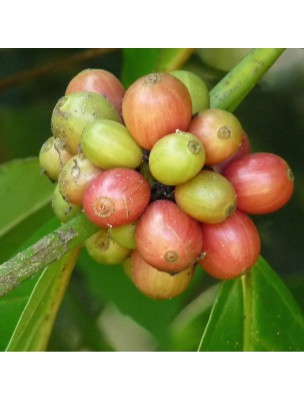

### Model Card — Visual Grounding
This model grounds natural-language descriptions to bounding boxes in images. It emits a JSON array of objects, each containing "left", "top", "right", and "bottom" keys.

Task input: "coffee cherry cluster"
[{"left": 39, "top": 68, "right": 295, "bottom": 300}]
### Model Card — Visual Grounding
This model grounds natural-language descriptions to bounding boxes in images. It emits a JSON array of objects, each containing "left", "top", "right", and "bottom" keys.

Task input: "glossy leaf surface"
[
  {"left": 0, "top": 158, "right": 54, "bottom": 263},
  {"left": 121, "top": 49, "right": 160, "bottom": 88},
  {"left": 199, "top": 257, "right": 304, "bottom": 351}
]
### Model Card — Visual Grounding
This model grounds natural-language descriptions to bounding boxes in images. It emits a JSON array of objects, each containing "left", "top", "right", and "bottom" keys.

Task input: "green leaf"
[
  {"left": 169, "top": 283, "right": 218, "bottom": 351},
  {"left": 121, "top": 49, "right": 160, "bottom": 87},
  {"left": 121, "top": 49, "right": 194, "bottom": 88},
  {"left": 0, "top": 217, "right": 60, "bottom": 350},
  {"left": 199, "top": 257, "right": 304, "bottom": 351},
  {"left": 156, "top": 49, "right": 194, "bottom": 72},
  {"left": 0, "top": 157, "right": 53, "bottom": 238},
  {"left": 0, "top": 277, "right": 39, "bottom": 350},
  {"left": 0, "top": 157, "right": 54, "bottom": 263},
  {"left": 6, "top": 247, "right": 80, "bottom": 351}
]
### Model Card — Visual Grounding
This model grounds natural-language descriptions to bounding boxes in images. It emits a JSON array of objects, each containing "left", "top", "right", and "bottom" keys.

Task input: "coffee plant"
[{"left": 0, "top": 48, "right": 303, "bottom": 351}]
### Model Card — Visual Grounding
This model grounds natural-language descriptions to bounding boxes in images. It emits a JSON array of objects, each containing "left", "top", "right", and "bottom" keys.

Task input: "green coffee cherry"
[
  {"left": 85, "top": 229, "right": 130, "bottom": 265},
  {"left": 122, "top": 256, "right": 132, "bottom": 279},
  {"left": 175, "top": 170, "right": 237, "bottom": 224},
  {"left": 58, "top": 154, "right": 102, "bottom": 206},
  {"left": 51, "top": 92, "right": 121, "bottom": 154},
  {"left": 149, "top": 131, "right": 205, "bottom": 185},
  {"left": 39, "top": 136, "right": 72, "bottom": 181},
  {"left": 81, "top": 119, "right": 143, "bottom": 169},
  {"left": 170, "top": 70, "right": 210, "bottom": 115},
  {"left": 196, "top": 48, "right": 250, "bottom": 72},
  {"left": 110, "top": 221, "right": 137, "bottom": 250},
  {"left": 52, "top": 184, "right": 82, "bottom": 222}
]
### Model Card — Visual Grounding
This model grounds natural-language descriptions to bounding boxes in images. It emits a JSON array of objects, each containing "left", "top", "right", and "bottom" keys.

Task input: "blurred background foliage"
[{"left": 0, "top": 48, "right": 303, "bottom": 351}]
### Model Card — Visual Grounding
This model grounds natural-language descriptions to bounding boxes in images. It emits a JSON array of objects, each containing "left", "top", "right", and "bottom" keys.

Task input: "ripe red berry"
[
  {"left": 122, "top": 72, "right": 192, "bottom": 150},
  {"left": 65, "top": 68, "right": 126, "bottom": 116},
  {"left": 130, "top": 250, "right": 195, "bottom": 300},
  {"left": 199, "top": 210, "right": 261, "bottom": 280},
  {"left": 212, "top": 131, "right": 251, "bottom": 173},
  {"left": 83, "top": 168, "right": 151, "bottom": 228},
  {"left": 188, "top": 108, "right": 243, "bottom": 165},
  {"left": 135, "top": 200, "right": 203, "bottom": 273},
  {"left": 223, "top": 152, "right": 294, "bottom": 214}
]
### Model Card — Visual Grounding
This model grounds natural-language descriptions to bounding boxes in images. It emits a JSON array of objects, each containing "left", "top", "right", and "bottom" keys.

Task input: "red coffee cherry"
[
  {"left": 131, "top": 250, "right": 195, "bottom": 300},
  {"left": 212, "top": 131, "right": 251, "bottom": 173},
  {"left": 135, "top": 200, "right": 203, "bottom": 273},
  {"left": 122, "top": 72, "right": 192, "bottom": 150},
  {"left": 65, "top": 68, "right": 126, "bottom": 116},
  {"left": 83, "top": 168, "right": 151, "bottom": 228},
  {"left": 223, "top": 152, "right": 294, "bottom": 214},
  {"left": 188, "top": 108, "right": 243, "bottom": 165},
  {"left": 199, "top": 210, "right": 261, "bottom": 280}
]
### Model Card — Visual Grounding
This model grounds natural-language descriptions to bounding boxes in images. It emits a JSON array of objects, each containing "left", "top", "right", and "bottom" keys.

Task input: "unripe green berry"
[
  {"left": 122, "top": 256, "right": 132, "bottom": 279},
  {"left": 39, "top": 136, "right": 72, "bottom": 181},
  {"left": 52, "top": 184, "right": 82, "bottom": 222},
  {"left": 175, "top": 170, "right": 237, "bottom": 224},
  {"left": 110, "top": 221, "right": 137, "bottom": 250},
  {"left": 149, "top": 131, "right": 205, "bottom": 185},
  {"left": 51, "top": 92, "right": 121, "bottom": 154},
  {"left": 170, "top": 70, "right": 210, "bottom": 115},
  {"left": 86, "top": 229, "right": 130, "bottom": 265},
  {"left": 58, "top": 154, "right": 102, "bottom": 206},
  {"left": 81, "top": 119, "right": 143, "bottom": 169}
]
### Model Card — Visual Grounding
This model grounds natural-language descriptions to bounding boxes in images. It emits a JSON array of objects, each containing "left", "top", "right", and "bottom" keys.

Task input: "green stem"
[
  {"left": 210, "top": 48, "right": 285, "bottom": 112},
  {"left": 0, "top": 214, "right": 99, "bottom": 297},
  {"left": 241, "top": 272, "right": 253, "bottom": 351}
]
